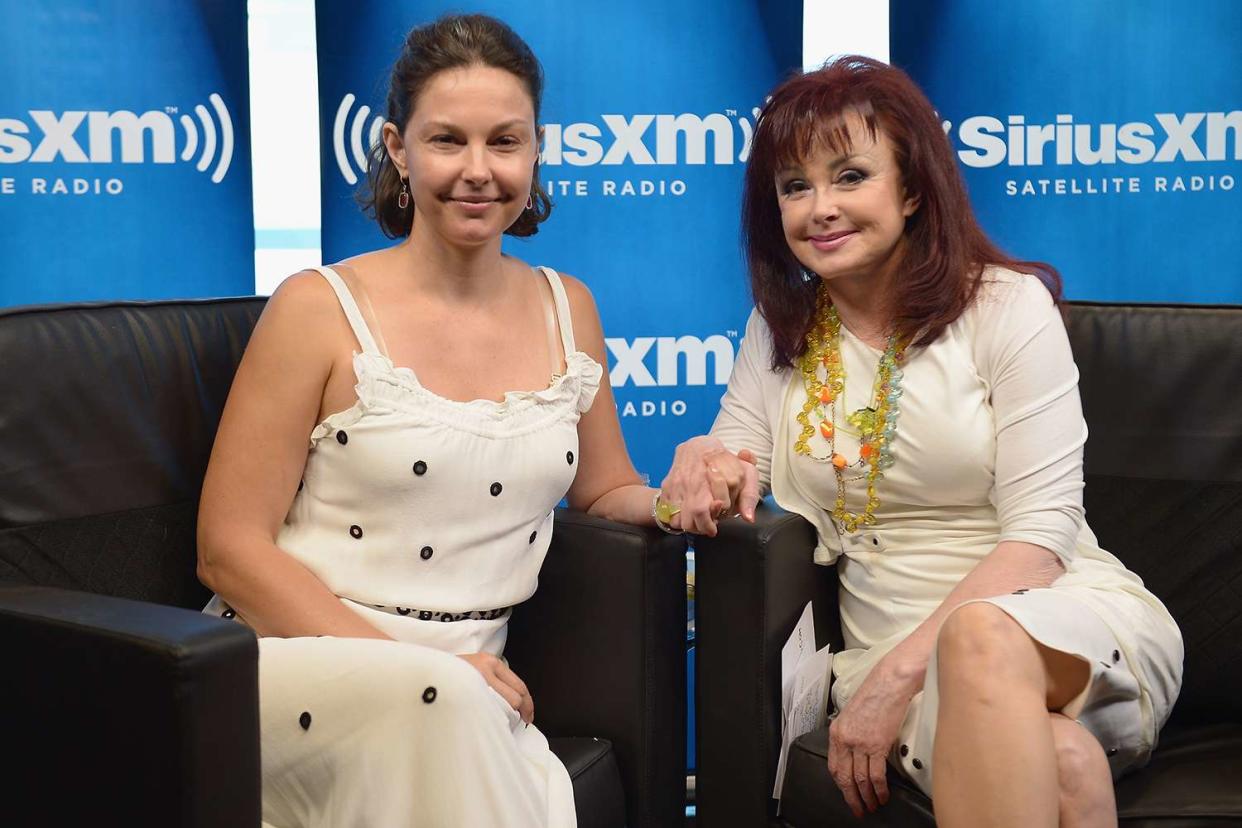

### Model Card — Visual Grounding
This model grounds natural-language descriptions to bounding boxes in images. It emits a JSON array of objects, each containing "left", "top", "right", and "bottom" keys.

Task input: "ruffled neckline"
[
  {"left": 375, "top": 349, "right": 602, "bottom": 411},
  {"left": 308, "top": 348, "right": 602, "bottom": 444}
]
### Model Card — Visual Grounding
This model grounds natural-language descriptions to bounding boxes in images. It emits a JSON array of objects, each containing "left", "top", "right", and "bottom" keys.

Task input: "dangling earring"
[
  {"left": 398, "top": 180, "right": 409, "bottom": 210},
  {"left": 526, "top": 193, "right": 534, "bottom": 210}
]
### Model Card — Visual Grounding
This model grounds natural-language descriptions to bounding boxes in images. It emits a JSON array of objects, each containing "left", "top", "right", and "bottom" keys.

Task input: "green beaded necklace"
[{"left": 794, "top": 285, "right": 908, "bottom": 532}]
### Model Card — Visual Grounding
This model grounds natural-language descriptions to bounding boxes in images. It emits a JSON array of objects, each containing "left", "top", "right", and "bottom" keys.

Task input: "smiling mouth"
[
  {"left": 446, "top": 195, "right": 500, "bottom": 205},
  {"left": 807, "top": 231, "right": 857, "bottom": 252},
  {"left": 809, "top": 231, "right": 856, "bottom": 242}
]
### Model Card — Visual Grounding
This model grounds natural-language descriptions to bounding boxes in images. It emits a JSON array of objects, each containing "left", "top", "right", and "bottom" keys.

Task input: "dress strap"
[
  {"left": 536, "top": 266, "right": 577, "bottom": 356},
  {"left": 310, "top": 265, "right": 382, "bottom": 356}
]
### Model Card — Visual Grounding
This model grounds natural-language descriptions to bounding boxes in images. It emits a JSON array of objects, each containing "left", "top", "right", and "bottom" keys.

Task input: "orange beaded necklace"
[{"left": 794, "top": 285, "right": 908, "bottom": 532}]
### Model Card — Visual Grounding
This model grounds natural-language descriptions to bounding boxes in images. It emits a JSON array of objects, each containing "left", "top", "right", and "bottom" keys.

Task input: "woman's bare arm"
[
  {"left": 196, "top": 271, "right": 391, "bottom": 640},
  {"left": 556, "top": 274, "right": 656, "bottom": 524}
]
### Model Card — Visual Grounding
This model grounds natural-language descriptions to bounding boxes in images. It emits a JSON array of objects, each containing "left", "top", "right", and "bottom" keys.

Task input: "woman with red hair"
[{"left": 658, "top": 57, "right": 1182, "bottom": 825}]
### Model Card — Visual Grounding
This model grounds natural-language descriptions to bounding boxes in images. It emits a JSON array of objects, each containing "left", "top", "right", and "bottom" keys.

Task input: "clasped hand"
[
  {"left": 658, "top": 436, "right": 761, "bottom": 536},
  {"left": 459, "top": 652, "right": 534, "bottom": 724}
]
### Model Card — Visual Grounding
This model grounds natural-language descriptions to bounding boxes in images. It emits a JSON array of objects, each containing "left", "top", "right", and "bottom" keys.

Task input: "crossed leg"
[{"left": 931, "top": 602, "right": 1117, "bottom": 828}]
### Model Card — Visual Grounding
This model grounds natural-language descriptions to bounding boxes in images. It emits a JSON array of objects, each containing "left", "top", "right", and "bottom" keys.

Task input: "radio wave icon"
[
  {"left": 177, "top": 93, "right": 234, "bottom": 184},
  {"left": 334, "top": 94, "right": 384, "bottom": 185}
]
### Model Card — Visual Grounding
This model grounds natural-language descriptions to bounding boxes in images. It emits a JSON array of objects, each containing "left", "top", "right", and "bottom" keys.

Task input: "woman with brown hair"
[
  {"left": 197, "top": 14, "right": 662, "bottom": 827},
  {"left": 658, "top": 56, "right": 1182, "bottom": 826}
]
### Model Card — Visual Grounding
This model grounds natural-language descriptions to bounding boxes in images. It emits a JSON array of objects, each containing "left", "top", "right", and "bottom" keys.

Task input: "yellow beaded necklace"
[{"left": 794, "top": 285, "right": 908, "bottom": 532}]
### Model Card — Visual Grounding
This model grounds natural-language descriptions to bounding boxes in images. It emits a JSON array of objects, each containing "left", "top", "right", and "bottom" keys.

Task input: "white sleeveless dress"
[{"left": 205, "top": 264, "right": 601, "bottom": 828}]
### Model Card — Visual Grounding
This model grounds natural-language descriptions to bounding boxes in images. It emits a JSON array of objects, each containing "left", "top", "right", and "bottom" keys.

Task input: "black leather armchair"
[
  {"left": 0, "top": 297, "right": 687, "bottom": 827},
  {"left": 694, "top": 301, "right": 1242, "bottom": 826}
]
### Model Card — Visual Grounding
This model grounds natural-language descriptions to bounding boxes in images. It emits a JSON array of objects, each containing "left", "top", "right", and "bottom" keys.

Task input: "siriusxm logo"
[
  {"left": 541, "top": 110, "right": 760, "bottom": 167},
  {"left": 949, "top": 111, "right": 1242, "bottom": 168},
  {"left": 333, "top": 94, "right": 384, "bottom": 186},
  {"left": 607, "top": 335, "right": 735, "bottom": 387},
  {"left": 0, "top": 94, "right": 235, "bottom": 183},
  {"left": 331, "top": 93, "right": 761, "bottom": 183}
]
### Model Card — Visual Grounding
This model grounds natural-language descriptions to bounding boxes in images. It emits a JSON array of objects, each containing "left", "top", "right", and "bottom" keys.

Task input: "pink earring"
[
  {"left": 398, "top": 180, "right": 409, "bottom": 210},
  {"left": 526, "top": 194, "right": 534, "bottom": 210}
]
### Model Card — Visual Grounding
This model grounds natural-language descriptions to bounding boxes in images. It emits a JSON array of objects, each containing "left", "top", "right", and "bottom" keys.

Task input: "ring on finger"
[{"left": 654, "top": 497, "right": 681, "bottom": 523}]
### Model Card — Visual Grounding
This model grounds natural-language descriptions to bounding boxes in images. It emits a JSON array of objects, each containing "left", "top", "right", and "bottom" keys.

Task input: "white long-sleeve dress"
[
  {"left": 711, "top": 267, "right": 1182, "bottom": 795},
  {"left": 205, "top": 264, "right": 599, "bottom": 827}
]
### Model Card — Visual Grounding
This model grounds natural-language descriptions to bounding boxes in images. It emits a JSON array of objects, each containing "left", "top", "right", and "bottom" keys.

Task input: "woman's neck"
[
  {"left": 822, "top": 244, "right": 905, "bottom": 347},
  {"left": 824, "top": 276, "right": 893, "bottom": 348},
  {"left": 397, "top": 222, "right": 511, "bottom": 301}
]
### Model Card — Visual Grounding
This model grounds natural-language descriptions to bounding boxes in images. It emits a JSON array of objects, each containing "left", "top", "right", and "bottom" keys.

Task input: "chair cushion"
[
  {"left": 779, "top": 722, "right": 1242, "bottom": 827},
  {"left": 0, "top": 501, "right": 207, "bottom": 609},
  {"left": 780, "top": 726, "right": 932, "bottom": 827},
  {"left": 1114, "top": 723, "right": 1242, "bottom": 824},
  {"left": 549, "top": 737, "right": 626, "bottom": 828}
]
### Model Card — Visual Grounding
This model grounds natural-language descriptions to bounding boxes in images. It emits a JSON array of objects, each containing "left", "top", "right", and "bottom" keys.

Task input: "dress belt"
[{"left": 374, "top": 604, "right": 512, "bottom": 623}]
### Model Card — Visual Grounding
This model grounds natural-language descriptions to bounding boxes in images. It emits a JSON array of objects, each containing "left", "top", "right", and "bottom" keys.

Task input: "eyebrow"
[
  {"left": 421, "top": 119, "right": 530, "bottom": 132},
  {"left": 777, "top": 153, "right": 868, "bottom": 174}
]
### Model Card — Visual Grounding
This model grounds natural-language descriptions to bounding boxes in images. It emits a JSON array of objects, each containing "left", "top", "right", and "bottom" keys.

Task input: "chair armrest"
[
  {"left": 505, "top": 508, "right": 688, "bottom": 828},
  {"left": 692, "top": 503, "right": 841, "bottom": 827},
  {"left": 0, "top": 584, "right": 261, "bottom": 827}
]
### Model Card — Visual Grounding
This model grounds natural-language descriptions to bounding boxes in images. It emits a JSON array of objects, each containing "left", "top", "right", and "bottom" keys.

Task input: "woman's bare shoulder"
[
  {"left": 252, "top": 269, "right": 352, "bottom": 352},
  {"left": 547, "top": 270, "right": 599, "bottom": 316}
]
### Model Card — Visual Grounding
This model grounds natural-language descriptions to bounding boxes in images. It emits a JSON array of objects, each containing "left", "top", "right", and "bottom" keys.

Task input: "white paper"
[
  {"left": 773, "top": 601, "right": 833, "bottom": 803},
  {"left": 780, "top": 600, "right": 816, "bottom": 703}
]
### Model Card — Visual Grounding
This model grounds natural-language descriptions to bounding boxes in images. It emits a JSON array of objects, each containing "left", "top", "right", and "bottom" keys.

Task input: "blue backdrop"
[
  {"left": 0, "top": 0, "right": 254, "bottom": 306},
  {"left": 891, "top": 0, "right": 1242, "bottom": 303},
  {"left": 315, "top": 1, "right": 800, "bottom": 484}
]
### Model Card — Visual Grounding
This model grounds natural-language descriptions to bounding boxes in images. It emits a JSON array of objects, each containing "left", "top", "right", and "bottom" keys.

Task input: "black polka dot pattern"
[
  {"left": 566, "top": 450, "right": 574, "bottom": 465},
  {"left": 422, "top": 687, "right": 437, "bottom": 704},
  {"left": 222, "top": 608, "right": 236, "bottom": 620},
  {"left": 529, "top": 531, "right": 537, "bottom": 544},
  {"left": 397, "top": 607, "right": 411, "bottom": 615},
  {"left": 420, "top": 546, "right": 434, "bottom": 560},
  {"left": 912, "top": 758, "right": 923, "bottom": 770},
  {"left": 413, "top": 460, "right": 427, "bottom": 476},
  {"left": 419, "top": 611, "right": 432, "bottom": 621},
  {"left": 1112, "top": 650, "right": 1121, "bottom": 663},
  {"left": 899, "top": 744, "right": 909, "bottom": 757},
  {"left": 349, "top": 525, "right": 363, "bottom": 539},
  {"left": 336, "top": 430, "right": 348, "bottom": 445},
  {"left": 299, "top": 711, "right": 312, "bottom": 730},
  {"left": 490, "top": 482, "right": 503, "bottom": 496}
]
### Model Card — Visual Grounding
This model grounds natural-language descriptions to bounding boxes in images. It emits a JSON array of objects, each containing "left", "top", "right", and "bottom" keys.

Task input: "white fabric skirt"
[
  {"left": 889, "top": 587, "right": 1183, "bottom": 797},
  {"left": 256, "top": 636, "right": 576, "bottom": 828}
]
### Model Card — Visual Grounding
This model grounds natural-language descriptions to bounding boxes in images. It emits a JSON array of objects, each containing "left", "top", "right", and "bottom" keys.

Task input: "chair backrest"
[
  {"left": 0, "top": 297, "right": 265, "bottom": 609},
  {"left": 1066, "top": 301, "right": 1242, "bottom": 726}
]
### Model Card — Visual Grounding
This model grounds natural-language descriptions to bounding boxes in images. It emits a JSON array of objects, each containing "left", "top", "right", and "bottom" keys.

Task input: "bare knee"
[
  {"left": 937, "top": 603, "right": 1040, "bottom": 686},
  {"left": 1050, "top": 716, "right": 1114, "bottom": 814}
]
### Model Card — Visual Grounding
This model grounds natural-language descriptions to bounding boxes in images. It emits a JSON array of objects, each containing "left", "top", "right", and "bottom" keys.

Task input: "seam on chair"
[
  {"left": 567, "top": 740, "right": 616, "bottom": 779},
  {"left": 1066, "top": 300, "right": 1242, "bottom": 311},
  {"left": 0, "top": 296, "right": 265, "bottom": 319}
]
